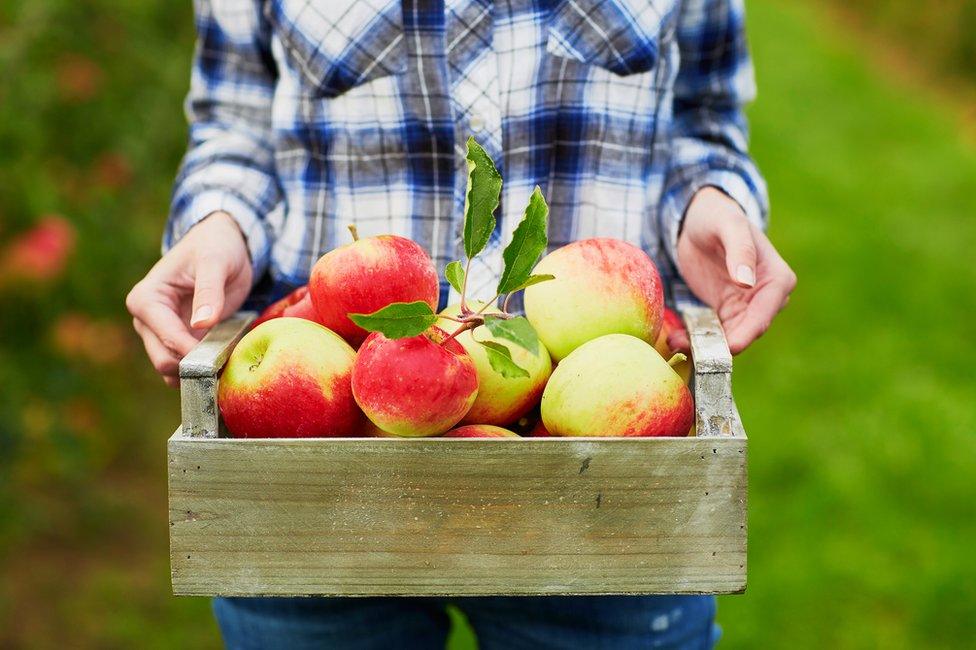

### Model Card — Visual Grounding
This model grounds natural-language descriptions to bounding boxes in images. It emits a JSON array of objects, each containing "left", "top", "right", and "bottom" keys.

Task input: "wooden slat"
[
  {"left": 675, "top": 289, "right": 737, "bottom": 438},
  {"left": 169, "top": 433, "right": 747, "bottom": 596},
  {"left": 179, "top": 312, "right": 256, "bottom": 438}
]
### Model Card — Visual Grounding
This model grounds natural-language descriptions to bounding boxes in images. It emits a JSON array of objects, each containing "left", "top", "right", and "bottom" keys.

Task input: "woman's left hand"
[{"left": 671, "top": 186, "right": 797, "bottom": 355}]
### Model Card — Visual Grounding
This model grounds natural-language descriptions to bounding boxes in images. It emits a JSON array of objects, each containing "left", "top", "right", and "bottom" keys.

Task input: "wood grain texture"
[
  {"left": 178, "top": 312, "right": 255, "bottom": 438},
  {"left": 179, "top": 312, "right": 256, "bottom": 379},
  {"left": 171, "top": 301, "right": 747, "bottom": 595},
  {"left": 676, "top": 294, "right": 738, "bottom": 438},
  {"left": 169, "top": 433, "right": 747, "bottom": 596}
]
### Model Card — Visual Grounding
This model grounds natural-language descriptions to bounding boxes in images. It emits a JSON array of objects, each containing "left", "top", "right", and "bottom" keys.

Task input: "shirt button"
[{"left": 469, "top": 114, "right": 485, "bottom": 132}]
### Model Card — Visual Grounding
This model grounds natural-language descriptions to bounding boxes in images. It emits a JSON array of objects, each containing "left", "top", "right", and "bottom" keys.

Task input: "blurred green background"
[{"left": 1, "top": 0, "right": 974, "bottom": 647}]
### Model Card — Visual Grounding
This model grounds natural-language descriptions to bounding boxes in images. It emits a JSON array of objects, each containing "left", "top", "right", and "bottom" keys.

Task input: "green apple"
[
  {"left": 524, "top": 237, "right": 664, "bottom": 361},
  {"left": 541, "top": 333, "right": 693, "bottom": 437},
  {"left": 436, "top": 302, "right": 552, "bottom": 426}
]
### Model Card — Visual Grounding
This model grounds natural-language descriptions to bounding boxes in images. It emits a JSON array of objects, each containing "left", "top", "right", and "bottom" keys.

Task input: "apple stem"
[
  {"left": 347, "top": 224, "right": 360, "bottom": 242},
  {"left": 441, "top": 320, "right": 476, "bottom": 347},
  {"left": 667, "top": 352, "right": 688, "bottom": 368}
]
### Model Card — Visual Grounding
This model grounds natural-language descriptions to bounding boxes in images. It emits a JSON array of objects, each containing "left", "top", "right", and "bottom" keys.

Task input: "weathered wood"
[
  {"left": 675, "top": 292, "right": 737, "bottom": 438},
  {"left": 169, "top": 432, "right": 747, "bottom": 596},
  {"left": 179, "top": 312, "right": 255, "bottom": 438},
  {"left": 179, "top": 312, "right": 257, "bottom": 378},
  {"left": 170, "top": 301, "right": 747, "bottom": 596}
]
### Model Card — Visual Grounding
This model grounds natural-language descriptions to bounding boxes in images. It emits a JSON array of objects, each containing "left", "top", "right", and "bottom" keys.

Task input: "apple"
[
  {"left": 529, "top": 419, "right": 552, "bottom": 437},
  {"left": 309, "top": 233, "right": 439, "bottom": 347},
  {"left": 524, "top": 238, "right": 664, "bottom": 361},
  {"left": 653, "top": 307, "right": 692, "bottom": 384},
  {"left": 435, "top": 303, "right": 552, "bottom": 426},
  {"left": 443, "top": 424, "right": 519, "bottom": 438},
  {"left": 218, "top": 317, "right": 365, "bottom": 438},
  {"left": 251, "top": 286, "right": 318, "bottom": 329},
  {"left": 352, "top": 326, "right": 479, "bottom": 437},
  {"left": 541, "top": 333, "right": 693, "bottom": 437}
]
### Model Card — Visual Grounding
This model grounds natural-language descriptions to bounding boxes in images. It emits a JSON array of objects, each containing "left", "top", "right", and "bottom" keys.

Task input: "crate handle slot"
[
  {"left": 674, "top": 284, "right": 742, "bottom": 438},
  {"left": 178, "top": 311, "right": 256, "bottom": 438}
]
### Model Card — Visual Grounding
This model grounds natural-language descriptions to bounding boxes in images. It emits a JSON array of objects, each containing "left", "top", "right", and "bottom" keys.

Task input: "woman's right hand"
[{"left": 126, "top": 211, "right": 253, "bottom": 387}]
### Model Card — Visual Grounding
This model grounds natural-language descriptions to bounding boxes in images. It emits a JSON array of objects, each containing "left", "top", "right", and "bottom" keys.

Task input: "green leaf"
[
  {"left": 477, "top": 340, "right": 531, "bottom": 379},
  {"left": 497, "top": 186, "right": 549, "bottom": 295},
  {"left": 463, "top": 137, "right": 502, "bottom": 259},
  {"left": 445, "top": 261, "right": 465, "bottom": 294},
  {"left": 503, "top": 273, "right": 555, "bottom": 293},
  {"left": 483, "top": 315, "right": 540, "bottom": 356},
  {"left": 348, "top": 301, "right": 437, "bottom": 339}
]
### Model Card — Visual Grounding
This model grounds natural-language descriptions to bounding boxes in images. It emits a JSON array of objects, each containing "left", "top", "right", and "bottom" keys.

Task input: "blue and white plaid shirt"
[{"left": 165, "top": 0, "right": 768, "bottom": 306}]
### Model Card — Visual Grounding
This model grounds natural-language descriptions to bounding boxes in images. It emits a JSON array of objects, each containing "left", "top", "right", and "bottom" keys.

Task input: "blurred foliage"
[
  {"left": 834, "top": 0, "right": 976, "bottom": 82},
  {"left": 0, "top": 0, "right": 974, "bottom": 648}
]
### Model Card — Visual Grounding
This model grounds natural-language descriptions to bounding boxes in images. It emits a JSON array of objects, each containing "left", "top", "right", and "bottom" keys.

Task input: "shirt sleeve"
[
  {"left": 659, "top": 0, "right": 769, "bottom": 265},
  {"left": 164, "top": 0, "right": 280, "bottom": 281}
]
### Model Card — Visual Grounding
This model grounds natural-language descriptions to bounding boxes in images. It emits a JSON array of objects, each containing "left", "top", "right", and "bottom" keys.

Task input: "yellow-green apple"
[
  {"left": 352, "top": 326, "right": 479, "bottom": 437},
  {"left": 251, "top": 285, "right": 318, "bottom": 329},
  {"left": 541, "top": 333, "right": 693, "bottom": 437},
  {"left": 524, "top": 238, "right": 664, "bottom": 361},
  {"left": 218, "top": 318, "right": 365, "bottom": 438},
  {"left": 443, "top": 424, "right": 519, "bottom": 438},
  {"left": 653, "top": 307, "right": 692, "bottom": 384},
  {"left": 435, "top": 303, "right": 552, "bottom": 426},
  {"left": 309, "top": 233, "right": 439, "bottom": 347}
]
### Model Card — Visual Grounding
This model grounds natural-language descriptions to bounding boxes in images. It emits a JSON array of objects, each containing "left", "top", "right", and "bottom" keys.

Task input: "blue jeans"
[{"left": 213, "top": 595, "right": 719, "bottom": 649}]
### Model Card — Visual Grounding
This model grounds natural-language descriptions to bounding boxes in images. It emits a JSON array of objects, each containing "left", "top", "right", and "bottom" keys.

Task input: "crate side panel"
[{"left": 169, "top": 438, "right": 746, "bottom": 596}]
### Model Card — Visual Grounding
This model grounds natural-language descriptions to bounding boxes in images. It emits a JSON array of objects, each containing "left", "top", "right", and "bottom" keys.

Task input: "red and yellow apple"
[
  {"left": 218, "top": 317, "right": 365, "bottom": 438},
  {"left": 309, "top": 234, "right": 439, "bottom": 347},
  {"left": 443, "top": 424, "right": 518, "bottom": 438},
  {"left": 653, "top": 307, "right": 692, "bottom": 384},
  {"left": 541, "top": 333, "right": 693, "bottom": 437},
  {"left": 524, "top": 238, "right": 664, "bottom": 361},
  {"left": 436, "top": 303, "right": 551, "bottom": 426},
  {"left": 251, "top": 285, "right": 318, "bottom": 329},
  {"left": 352, "top": 327, "right": 479, "bottom": 437}
]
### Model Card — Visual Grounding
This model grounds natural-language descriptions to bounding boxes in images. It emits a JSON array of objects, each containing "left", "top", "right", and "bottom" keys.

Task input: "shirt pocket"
[
  {"left": 266, "top": 0, "right": 407, "bottom": 98},
  {"left": 546, "top": 0, "right": 679, "bottom": 76}
]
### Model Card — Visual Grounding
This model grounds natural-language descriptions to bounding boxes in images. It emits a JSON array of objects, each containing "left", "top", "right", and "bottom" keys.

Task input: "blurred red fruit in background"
[{"left": 0, "top": 215, "right": 76, "bottom": 284}]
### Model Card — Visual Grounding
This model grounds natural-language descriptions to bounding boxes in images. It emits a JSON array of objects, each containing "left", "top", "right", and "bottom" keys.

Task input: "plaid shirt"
[{"left": 165, "top": 0, "right": 768, "bottom": 306}]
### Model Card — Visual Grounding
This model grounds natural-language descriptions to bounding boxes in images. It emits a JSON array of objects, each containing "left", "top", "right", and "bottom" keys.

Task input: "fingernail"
[
  {"left": 191, "top": 305, "right": 213, "bottom": 326},
  {"left": 735, "top": 265, "right": 756, "bottom": 287}
]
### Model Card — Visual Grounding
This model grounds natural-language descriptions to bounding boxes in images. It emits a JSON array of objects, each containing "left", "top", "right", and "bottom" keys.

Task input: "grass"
[{"left": 1, "top": 0, "right": 974, "bottom": 647}]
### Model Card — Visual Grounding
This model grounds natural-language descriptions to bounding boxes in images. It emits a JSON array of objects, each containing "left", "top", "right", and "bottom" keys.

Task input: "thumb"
[
  {"left": 190, "top": 259, "right": 228, "bottom": 329},
  {"left": 719, "top": 216, "right": 758, "bottom": 288}
]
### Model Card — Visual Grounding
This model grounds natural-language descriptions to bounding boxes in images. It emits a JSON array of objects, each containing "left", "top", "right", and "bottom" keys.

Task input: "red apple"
[
  {"left": 443, "top": 425, "right": 519, "bottom": 438},
  {"left": 352, "top": 327, "right": 479, "bottom": 437},
  {"left": 309, "top": 234, "right": 439, "bottom": 347},
  {"left": 529, "top": 419, "right": 552, "bottom": 437},
  {"left": 218, "top": 318, "right": 365, "bottom": 438},
  {"left": 524, "top": 238, "right": 664, "bottom": 361},
  {"left": 436, "top": 302, "right": 551, "bottom": 426},
  {"left": 653, "top": 307, "right": 692, "bottom": 384},
  {"left": 251, "top": 286, "right": 318, "bottom": 329}
]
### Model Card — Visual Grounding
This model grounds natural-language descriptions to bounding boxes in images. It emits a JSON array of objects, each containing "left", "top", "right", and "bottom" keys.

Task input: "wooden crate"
[{"left": 169, "top": 299, "right": 747, "bottom": 597}]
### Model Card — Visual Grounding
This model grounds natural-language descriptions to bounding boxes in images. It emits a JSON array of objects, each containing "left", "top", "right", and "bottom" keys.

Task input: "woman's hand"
[
  {"left": 672, "top": 187, "right": 797, "bottom": 355},
  {"left": 126, "top": 212, "right": 252, "bottom": 386}
]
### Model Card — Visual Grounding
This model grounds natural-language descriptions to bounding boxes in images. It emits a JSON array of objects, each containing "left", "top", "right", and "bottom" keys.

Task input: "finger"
[
  {"left": 724, "top": 278, "right": 793, "bottom": 354},
  {"left": 163, "top": 376, "right": 180, "bottom": 389},
  {"left": 133, "top": 317, "right": 182, "bottom": 376},
  {"left": 190, "top": 257, "right": 229, "bottom": 329},
  {"left": 718, "top": 216, "right": 759, "bottom": 288},
  {"left": 128, "top": 293, "right": 199, "bottom": 357},
  {"left": 667, "top": 329, "right": 691, "bottom": 353}
]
